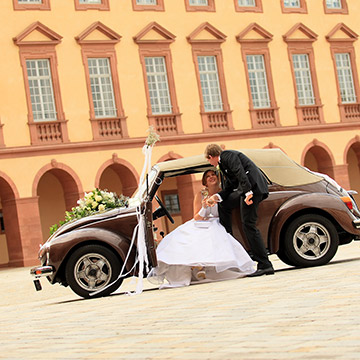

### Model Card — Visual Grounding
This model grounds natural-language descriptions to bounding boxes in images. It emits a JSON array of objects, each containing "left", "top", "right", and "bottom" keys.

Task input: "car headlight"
[{"left": 38, "top": 243, "right": 50, "bottom": 264}]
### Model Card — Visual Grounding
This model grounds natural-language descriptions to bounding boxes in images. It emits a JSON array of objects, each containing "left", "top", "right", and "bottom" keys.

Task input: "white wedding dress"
[{"left": 147, "top": 203, "right": 255, "bottom": 288}]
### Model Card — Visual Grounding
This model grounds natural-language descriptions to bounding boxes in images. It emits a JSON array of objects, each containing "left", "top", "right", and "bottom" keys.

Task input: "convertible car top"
[{"left": 156, "top": 148, "right": 323, "bottom": 187}]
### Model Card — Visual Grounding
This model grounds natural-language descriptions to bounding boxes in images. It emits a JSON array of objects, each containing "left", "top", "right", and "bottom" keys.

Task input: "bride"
[{"left": 147, "top": 169, "right": 255, "bottom": 288}]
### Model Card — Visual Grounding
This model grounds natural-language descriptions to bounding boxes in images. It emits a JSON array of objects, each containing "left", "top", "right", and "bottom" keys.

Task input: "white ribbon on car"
[
  {"left": 90, "top": 143, "right": 154, "bottom": 297},
  {"left": 126, "top": 144, "right": 152, "bottom": 295}
]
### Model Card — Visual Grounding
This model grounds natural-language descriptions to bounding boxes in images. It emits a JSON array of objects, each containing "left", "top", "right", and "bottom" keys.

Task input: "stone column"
[
  {"left": 13, "top": 197, "right": 43, "bottom": 266},
  {"left": 331, "top": 164, "right": 351, "bottom": 190},
  {"left": 177, "top": 175, "right": 198, "bottom": 222},
  {"left": 2, "top": 198, "right": 23, "bottom": 267}
]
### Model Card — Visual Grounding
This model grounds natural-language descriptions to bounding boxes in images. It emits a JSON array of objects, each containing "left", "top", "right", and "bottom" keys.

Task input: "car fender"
[
  {"left": 268, "top": 193, "right": 358, "bottom": 253},
  {"left": 48, "top": 228, "right": 136, "bottom": 281}
]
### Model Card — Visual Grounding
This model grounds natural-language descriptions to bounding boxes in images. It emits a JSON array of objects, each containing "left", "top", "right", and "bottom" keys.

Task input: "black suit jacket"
[{"left": 218, "top": 150, "right": 269, "bottom": 201}]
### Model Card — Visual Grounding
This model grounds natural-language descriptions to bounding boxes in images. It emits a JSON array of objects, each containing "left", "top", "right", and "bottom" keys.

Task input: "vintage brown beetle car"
[{"left": 31, "top": 149, "right": 360, "bottom": 298}]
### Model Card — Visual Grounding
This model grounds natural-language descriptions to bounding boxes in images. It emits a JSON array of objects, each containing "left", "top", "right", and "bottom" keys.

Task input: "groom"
[{"left": 204, "top": 144, "right": 274, "bottom": 277}]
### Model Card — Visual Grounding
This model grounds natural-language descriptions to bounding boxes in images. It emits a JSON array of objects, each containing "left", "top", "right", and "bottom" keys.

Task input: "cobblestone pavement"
[{"left": 1, "top": 241, "right": 360, "bottom": 360}]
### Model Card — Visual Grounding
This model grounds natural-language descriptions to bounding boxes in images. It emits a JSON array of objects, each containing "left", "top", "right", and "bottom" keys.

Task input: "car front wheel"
[
  {"left": 282, "top": 214, "right": 339, "bottom": 267},
  {"left": 65, "top": 244, "right": 122, "bottom": 298}
]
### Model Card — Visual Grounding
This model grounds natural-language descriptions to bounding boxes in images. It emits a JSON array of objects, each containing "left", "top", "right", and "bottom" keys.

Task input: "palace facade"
[{"left": 1, "top": 0, "right": 360, "bottom": 266}]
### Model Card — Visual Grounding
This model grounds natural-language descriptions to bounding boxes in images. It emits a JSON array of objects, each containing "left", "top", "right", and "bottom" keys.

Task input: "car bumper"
[
  {"left": 30, "top": 265, "right": 54, "bottom": 291},
  {"left": 30, "top": 265, "right": 54, "bottom": 278},
  {"left": 352, "top": 218, "right": 360, "bottom": 229}
]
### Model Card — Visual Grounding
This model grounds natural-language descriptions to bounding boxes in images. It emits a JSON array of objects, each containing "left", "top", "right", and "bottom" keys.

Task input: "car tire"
[
  {"left": 65, "top": 244, "right": 122, "bottom": 299},
  {"left": 276, "top": 247, "right": 296, "bottom": 267},
  {"left": 282, "top": 214, "right": 339, "bottom": 267}
]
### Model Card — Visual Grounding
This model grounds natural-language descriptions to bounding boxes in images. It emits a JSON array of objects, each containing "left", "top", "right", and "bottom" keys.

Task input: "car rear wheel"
[
  {"left": 65, "top": 244, "right": 122, "bottom": 298},
  {"left": 282, "top": 214, "right": 339, "bottom": 267}
]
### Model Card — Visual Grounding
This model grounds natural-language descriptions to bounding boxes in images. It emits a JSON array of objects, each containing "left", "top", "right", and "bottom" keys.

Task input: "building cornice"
[{"left": 0, "top": 122, "right": 359, "bottom": 159}]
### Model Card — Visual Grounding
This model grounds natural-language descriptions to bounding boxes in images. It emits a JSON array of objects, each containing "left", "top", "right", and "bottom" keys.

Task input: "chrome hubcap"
[
  {"left": 293, "top": 222, "right": 331, "bottom": 260},
  {"left": 74, "top": 253, "right": 112, "bottom": 291}
]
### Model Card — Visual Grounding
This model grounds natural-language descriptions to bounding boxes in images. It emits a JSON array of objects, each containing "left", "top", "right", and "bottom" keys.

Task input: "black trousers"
[{"left": 219, "top": 192, "right": 272, "bottom": 269}]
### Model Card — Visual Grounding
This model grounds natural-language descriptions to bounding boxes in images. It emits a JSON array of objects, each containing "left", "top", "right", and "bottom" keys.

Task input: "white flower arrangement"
[
  {"left": 145, "top": 125, "right": 160, "bottom": 147},
  {"left": 50, "top": 189, "right": 129, "bottom": 235}
]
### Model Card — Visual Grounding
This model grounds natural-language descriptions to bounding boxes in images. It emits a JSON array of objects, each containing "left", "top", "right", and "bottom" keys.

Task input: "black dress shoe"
[{"left": 247, "top": 267, "right": 275, "bottom": 277}]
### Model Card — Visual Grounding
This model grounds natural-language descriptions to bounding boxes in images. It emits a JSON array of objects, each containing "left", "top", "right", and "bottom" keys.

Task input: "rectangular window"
[
  {"left": 164, "top": 193, "right": 181, "bottom": 214},
  {"left": 292, "top": 54, "right": 315, "bottom": 105},
  {"left": 197, "top": 56, "right": 223, "bottom": 112},
  {"left": 26, "top": 59, "right": 57, "bottom": 121},
  {"left": 335, "top": 53, "right": 356, "bottom": 103},
  {"left": 190, "top": 0, "right": 208, "bottom": 5},
  {"left": 238, "top": 0, "right": 255, "bottom": 5},
  {"left": 326, "top": 0, "right": 341, "bottom": 8},
  {"left": 136, "top": 0, "right": 157, "bottom": 4},
  {"left": 88, "top": 58, "right": 117, "bottom": 118},
  {"left": 79, "top": 0, "right": 101, "bottom": 3},
  {"left": 145, "top": 57, "right": 172, "bottom": 114},
  {"left": 14, "top": 0, "right": 50, "bottom": 10},
  {"left": 284, "top": 0, "right": 300, "bottom": 7},
  {"left": 246, "top": 55, "right": 271, "bottom": 108}
]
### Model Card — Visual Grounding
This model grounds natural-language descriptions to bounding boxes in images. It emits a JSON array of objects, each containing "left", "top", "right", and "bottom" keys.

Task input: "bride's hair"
[{"left": 202, "top": 169, "right": 218, "bottom": 186}]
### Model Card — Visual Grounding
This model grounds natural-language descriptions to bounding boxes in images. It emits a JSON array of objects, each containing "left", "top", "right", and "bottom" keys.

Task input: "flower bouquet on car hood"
[{"left": 49, "top": 189, "right": 129, "bottom": 235}]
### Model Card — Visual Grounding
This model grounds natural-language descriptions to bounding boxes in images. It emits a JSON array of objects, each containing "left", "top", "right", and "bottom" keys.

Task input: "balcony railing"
[
  {"left": 35, "top": 121, "right": 63, "bottom": 143},
  {"left": 342, "top": 103, "right": 360, "bottom": 121},
  {"left": 200, "top": 111, "right": 233, "bottom": 132},
  {"left": 91, "top": 117, "right": 128, "bottom": 140},
  {"left": 299, "top": 105, "right": 322, "bottom": 124},
  {"left": 98, "top": 118, "right": 123, "bottom": 138},
  {"left": 255, "top": 108, "right": 276, "bottom": 127},
  {"left": 149, "top": 114, "right": 183, "bottom": 135},
  {"left": 207, "top": 111, "right": 230, "bottom": 131}
]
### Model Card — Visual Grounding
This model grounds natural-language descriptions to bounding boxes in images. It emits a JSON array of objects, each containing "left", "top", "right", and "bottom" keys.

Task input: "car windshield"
[{"left": 131, "top": 167, "right": 159, "bottom": 201}]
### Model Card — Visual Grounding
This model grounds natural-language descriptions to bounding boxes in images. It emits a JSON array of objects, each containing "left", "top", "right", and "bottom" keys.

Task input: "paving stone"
[{"left": 1, "top": 242, "right": 360, "bottom": 359}]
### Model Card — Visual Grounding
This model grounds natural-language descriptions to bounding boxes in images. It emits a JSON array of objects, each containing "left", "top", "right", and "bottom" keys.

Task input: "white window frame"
[
  {"left": 145, "top": 57, "right": 172, "bottom": 114},
  {"left": 246, "top": 55, "right": 271, "bottom": 108},
  {"left": 190, "top": 0, "right": 208, "bottom": 5},
  {"left": 164, "top": 193, "right": 181, "bottom": 214},
  {"left": 292, "top": 54, "right": 315, "bottom": 106},
  {"left": 26, "top": 59, "right": 57, "bottom": 122},
  {"left": 18, "top": 0, "right": 42, "bottom": 3},
  {"left": 335, "top": 53, "right": 356, "bottom": 103},
  {"left": 238, "top": 0, "right": 255, "bottom": 6},
  {"left": 284, "top": 0, "right": 300, "bottom": 7},
  {"left": 79, "top": 0, "right": 101, "bottom": 3},
  {"left": 136, "top": 0, "right": 157, "bottom": 4},
  {"left": 88, "top": 58, "right": 117, "bottom": 118},
  {"left": 197, "top": 56, "right": 223, "bottom": 112},
  {"left": 326, "top": 0, "right": 342, "bottom": 9}
]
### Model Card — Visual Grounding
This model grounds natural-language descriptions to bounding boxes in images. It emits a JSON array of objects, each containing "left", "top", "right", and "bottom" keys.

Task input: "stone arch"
[
  {"left": 301, "top": 139, "right": 335, "bottom": 178},
  {"left": 0, "top": 172, "right": 21, "bottom": 266},
  {"left": 33, "top": 160, "right": 84, "bottom": 243},
  {"left": 33, "top": 160, "right": 84, "bottom": 207},
  {"left": 344, "top": 137, "right": 360, "bottom": 203},
  {"left": 344, "top": 136, "right": 360, "bottom": 164},
  {"left": 156, "top": 151, "right": 183, "bottom": 163},
  {"left": 0, "top": 171, "right": 19, "bottom": 200},
  {"left": 95, "top": 154, "right": 139, "bottom": 197},
  {"left": 263, "top": 142, "right": 286, "bottom": 153}
]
